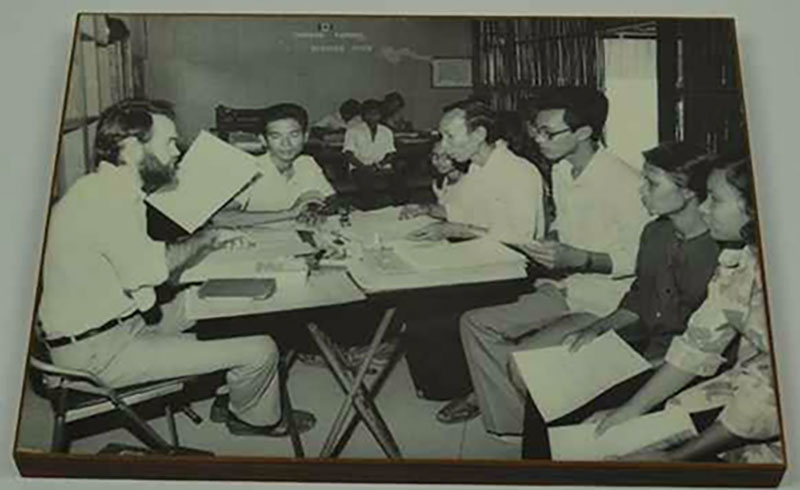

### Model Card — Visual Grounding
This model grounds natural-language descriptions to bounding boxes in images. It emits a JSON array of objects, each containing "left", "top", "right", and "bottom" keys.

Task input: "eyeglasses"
[{"left": 530, "top": 126, "right": 573, "bottom": 141}]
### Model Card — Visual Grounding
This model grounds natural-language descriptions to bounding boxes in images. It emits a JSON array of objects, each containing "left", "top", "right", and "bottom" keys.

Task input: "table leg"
[
  {"left": 279, "top": 349, "right": 304, "bottom": 458},
  {"left": 331, "top": 336, "right": 405, "bottom": 458},
  {"left": 307, "top": 307, "right": 402, "bottom": 458}
]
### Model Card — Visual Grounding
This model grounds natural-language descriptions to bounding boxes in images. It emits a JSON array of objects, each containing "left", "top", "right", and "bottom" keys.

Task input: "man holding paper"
[
  {"left": 38, "top": 99, "right": 315, "bottom": 439},
  {"left": 454, "top": 88, "right": 650, "bottom": 435}
]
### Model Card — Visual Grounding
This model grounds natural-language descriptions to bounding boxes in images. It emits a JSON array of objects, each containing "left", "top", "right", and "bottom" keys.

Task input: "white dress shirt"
[
  {"left": 234, "top": 153, "right": 335, "bottom": 211},
  {"left": 551, "top": 147, "right": 651, "bottom": 316},
  {"left": 343, "top": 121, "right": 396, "bottom": 166},
  {"left": 445, "top": 142, "right": 546, "bottom": 243},
  {"left": 39, "top": 162, "right": 169, "bottom": 338}
]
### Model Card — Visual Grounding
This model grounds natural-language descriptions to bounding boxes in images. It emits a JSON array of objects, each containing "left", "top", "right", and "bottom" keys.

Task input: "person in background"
[
  {"left": 343, "top": 99, "right": 405, "bottom": 208},
  {"left": 453, "top": 88, "right": 650, "bottom": 436},
  {"left": 313, "top": 98, "right": 363, "bottom": 131},
  {"left": 523, "top": 155, "right": 781, "bottom": 465},
  {"left": 38, "top": 99, "right": 315, "bottom": 439},
  {"left": 381, "top": 91, "right": 412, "bottom": 132},
  {"left": 399, "top": 140, "right": 469, "bottom": 221},
  {"left": 215, "top": 102, "right": 335, "bottom": 227}
]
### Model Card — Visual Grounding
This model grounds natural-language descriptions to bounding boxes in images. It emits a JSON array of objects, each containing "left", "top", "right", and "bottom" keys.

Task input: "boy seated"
[
  {"left": 215, "top": 103, "right": 336, "bottom": 227},
  {"left": 343, "top": 99, "right": 407, "bottom": 208},
  {"left": 312, "top": 98, "right": 363, "bottom": 132}
]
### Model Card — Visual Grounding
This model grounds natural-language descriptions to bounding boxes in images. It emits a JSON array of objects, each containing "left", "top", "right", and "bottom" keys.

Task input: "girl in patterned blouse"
[{"left": 589, "top": 155, "right": 782, "bottom": 463}]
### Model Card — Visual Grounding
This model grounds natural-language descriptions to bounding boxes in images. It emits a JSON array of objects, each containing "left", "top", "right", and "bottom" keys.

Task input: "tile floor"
[{"left": 15, "top": 356, "right": 521, "bottom": 460}]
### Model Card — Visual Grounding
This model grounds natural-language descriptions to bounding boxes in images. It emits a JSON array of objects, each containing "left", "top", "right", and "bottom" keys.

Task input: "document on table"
[
  {"left": 512, "top": 330, "right": 652, "bottom": 423},
  {"left": 393, "top": 238, "right": 526, "bottom": 271},
  {"left": 548, "top": 408, "right": 698, "bottom": 461},
  {"left": 340, "top": 207, "right": 437, "bottom": 245},
  {"left": 145, "top": 131, "right": 260, "bottom": 233}
]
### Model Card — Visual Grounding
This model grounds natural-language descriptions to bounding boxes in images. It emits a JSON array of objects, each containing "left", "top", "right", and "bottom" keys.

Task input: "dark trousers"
[
  {"left": 403, "top": 308, "right": 473, "bottom": 401},
  {"left": 401, "top": 283, "right": 527, "bottom": 401}
]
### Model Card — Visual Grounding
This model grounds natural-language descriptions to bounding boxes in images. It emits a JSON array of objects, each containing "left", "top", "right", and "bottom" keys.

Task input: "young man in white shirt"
[
  {"left": 452, "top": 88, "right": 650, "bottom": 437},
  {"left": 343, "top": 99, "right": 406, "bottom": 209},
  {"left": 38, "top": 99, "right": 315, "bottom": 439},
  {"left": 215, "top": 103, "right": 336, "bottom": 227},
  {"left": 402, "top": 99, "right": 546, "bottom": 411}
]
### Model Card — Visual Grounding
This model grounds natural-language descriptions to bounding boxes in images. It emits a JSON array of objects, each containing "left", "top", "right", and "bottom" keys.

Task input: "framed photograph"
[
  {"left": 432, "top": 58, "right": 473, "bottom": 88},
  {"left": 13, "top": 12, "right": 787, "bottom": 488}
]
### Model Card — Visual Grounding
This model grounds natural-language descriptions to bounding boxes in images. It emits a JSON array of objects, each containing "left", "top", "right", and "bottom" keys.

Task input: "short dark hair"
[
  {"left": 714, "top": 153, "right": 758, "bottom": 245},
  {"left": 446, "top": 99, "right": 499, "bottom": 144},
  {"left": 361, "top": 99, "right": 383, "bottom": 116},
  {"left": 263, "top": 103, "right": 309, "bottom": 133},
  {"left": 94, "top": 99, "right": 175, "bottom": 166},
  {"left": 642, "top": 141, "right": 716, "bottom": 201},
  {"left": 534, "top": 87, "right": 609, "bottom": 141},
  {"left": 383, "top": 92, "right": 405, "bottom": 107},
  {"left": 339, "top": 99, "right": 361, "bottom": 122}
]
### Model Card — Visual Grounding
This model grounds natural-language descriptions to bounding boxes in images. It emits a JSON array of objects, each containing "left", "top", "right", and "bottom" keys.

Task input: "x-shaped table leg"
[{"left": 307, "top": 307, "right": 402, "bottom": 458}]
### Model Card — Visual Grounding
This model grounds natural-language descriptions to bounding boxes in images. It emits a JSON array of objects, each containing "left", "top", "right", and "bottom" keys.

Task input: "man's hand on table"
[
  {"left": 513, "top": 240, "right": 589, "bottom": 270},
  {"left": 406, "top": 221, "right": 479, "bottom": 241}
]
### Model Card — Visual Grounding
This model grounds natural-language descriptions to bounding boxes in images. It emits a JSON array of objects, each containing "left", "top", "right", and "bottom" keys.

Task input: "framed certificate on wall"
[{"left": 432, "top": 57, "right": 473, "bottom": 87}]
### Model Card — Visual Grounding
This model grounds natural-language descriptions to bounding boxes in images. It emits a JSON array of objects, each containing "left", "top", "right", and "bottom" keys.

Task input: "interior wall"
[{"left": 140, "top": 16, "right": 474, "bottom": 140}]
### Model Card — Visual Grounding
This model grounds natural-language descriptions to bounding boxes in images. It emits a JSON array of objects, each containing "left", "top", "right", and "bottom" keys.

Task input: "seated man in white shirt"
[
  {"left": 454, "top": 88, "right": 650, "bottom": 437},
  {"left": 407, "top": 99, "right": 546, "bottom": 243},
  {"left": 343, "top": 99, "right": 407, "bottom": 209},
  {"left": 215, "top": 103, "right": 336, "bottom": 227},
  {"left": 401, "top": 99, "right": 546, "bottom": 415},
  {"left": 38, "top": 99, "right": 315, "bottom": 439},
  {"left": 312, "top": 98, "right": 362, "bottom": 131}
]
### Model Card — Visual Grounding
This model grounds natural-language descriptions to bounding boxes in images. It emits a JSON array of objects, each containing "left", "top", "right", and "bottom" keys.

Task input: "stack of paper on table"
[
  {"left": 512, "top": 331, "right": 652, "bottom": 423},
  {"left": 346, "top": 241, "right": 527, "bottom": 293},
  {"left": 145, "top": 131, "right": 260, "bottom": 233},
  {"left": 181, "top": 250, "right": 309, "bottom": 286},
  {"left": 548, "top": 409, "right": 698, "bottom": 461}
]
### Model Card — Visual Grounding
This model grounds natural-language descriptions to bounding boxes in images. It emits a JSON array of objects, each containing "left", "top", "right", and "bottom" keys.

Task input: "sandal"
[
  {"left": 436, "top": 396, "right": 480, "bottom": 425},
  {"left": 297, "top": 352, "right": 328, "bottom": 368},
  {"left": 209, "top": 394, "right": 229, "bottom": 423},
  {"left": 226, "top": 409, "right": 316, "bottom": 437}
]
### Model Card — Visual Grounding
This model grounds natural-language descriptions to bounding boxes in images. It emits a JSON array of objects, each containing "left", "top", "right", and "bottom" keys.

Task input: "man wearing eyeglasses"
[{"left": 453, "top": 88, "right": 650, "bottom": 439}]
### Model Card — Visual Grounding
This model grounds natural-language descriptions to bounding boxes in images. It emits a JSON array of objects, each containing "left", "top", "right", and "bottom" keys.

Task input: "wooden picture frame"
[{"left": 13, "top": 12, "right": 787, "bottom": 488}]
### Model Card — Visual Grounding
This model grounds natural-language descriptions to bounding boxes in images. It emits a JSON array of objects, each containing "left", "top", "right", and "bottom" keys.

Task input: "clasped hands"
[{"left": 292, "top": 190, "right": 327, "bottom": 226}]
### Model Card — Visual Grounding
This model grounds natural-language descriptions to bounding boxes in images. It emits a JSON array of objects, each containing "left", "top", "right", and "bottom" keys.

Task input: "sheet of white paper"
[
  {"left": 145, "top": 131, "right": 260, "bottom": 233},
  {"left": 337, "top": 207, "right": 437, "bottom": 245},
  {"left": 393, "top": 238, "right": 525, "bottom": 271},
  {"left": 548, "top": 409, "right": 698, "bottom": 461},
  {"left": 512, "top": 331, "right": 652, "bottom": 422}
]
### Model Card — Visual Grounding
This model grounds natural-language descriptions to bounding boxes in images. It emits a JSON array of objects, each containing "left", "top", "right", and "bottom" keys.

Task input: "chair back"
[{"left": 215, "top": 105, "right": 270, "bottom": 140}]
